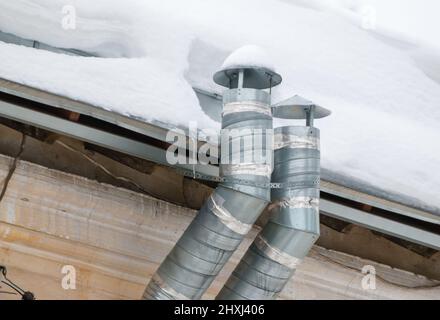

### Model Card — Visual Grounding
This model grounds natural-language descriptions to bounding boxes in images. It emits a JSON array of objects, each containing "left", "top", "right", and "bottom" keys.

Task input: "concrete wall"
[{"left": 0, "top": 154, "right": 438, "bottom": 300}]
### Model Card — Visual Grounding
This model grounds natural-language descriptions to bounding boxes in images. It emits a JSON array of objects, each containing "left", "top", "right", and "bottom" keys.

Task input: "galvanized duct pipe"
[
  {"left": 143, "top": 61, "right": 281, "bottom": 300},
  {"left": 216, "top": 124, "right": 322, "bottom": 300}
]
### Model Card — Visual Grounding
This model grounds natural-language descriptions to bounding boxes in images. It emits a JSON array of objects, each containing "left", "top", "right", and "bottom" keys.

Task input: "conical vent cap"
[
  {"left": 214, "top": 45, "right": 282, "bottom": 89},
  {"left": 272, "top": 95, "right": 332, "bottom": 119}
]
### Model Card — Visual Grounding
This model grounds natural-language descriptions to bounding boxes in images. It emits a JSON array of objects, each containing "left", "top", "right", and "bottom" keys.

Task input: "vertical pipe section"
[
  {"left": 217, "top": 126, "right": 320, "bottom": 300},
  {"left": 143, "top": 88, "right": 273, "bottom": 300}
]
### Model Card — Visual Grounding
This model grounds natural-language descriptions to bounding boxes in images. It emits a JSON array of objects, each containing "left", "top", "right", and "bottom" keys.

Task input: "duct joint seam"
[
  {"left": 209, "top": 194, "right": 253, "bottom": 235},
  {"left": 222, "top": 163, "right": 272, "bottom": 178},
  {"left": 274, "top": 134, "right": 320, "bottom": 150},
  {"left": 254, "top": 235, "right": 303, "bottom": 270},
  {"left": 272, "top": 196, "right": 319, "bottom": 210},
  {"left": 148, "top": 274, "right": 190, "bottom": 300},
  {"left": 223, "top": 102, "right": 271, "bottom": 116}
]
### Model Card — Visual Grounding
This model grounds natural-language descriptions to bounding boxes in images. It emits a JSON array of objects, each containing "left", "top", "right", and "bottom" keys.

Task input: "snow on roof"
[
  {"left": 0, "top": 0, "right": 439, "bottom": 211},
  {"left": 0, "top": 41, "right": 217, "bottom": 129}
]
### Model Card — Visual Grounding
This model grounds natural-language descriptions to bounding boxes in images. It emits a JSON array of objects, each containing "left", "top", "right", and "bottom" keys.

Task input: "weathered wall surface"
[
  {"left": 0, "top": 123, "right": 212, "bottom": 210},
  {"left": 1, "top": 122, "right": 438, "bottom": 281},
  {"left": 0, "top": 154, "right": 438, "bottom": 300}
]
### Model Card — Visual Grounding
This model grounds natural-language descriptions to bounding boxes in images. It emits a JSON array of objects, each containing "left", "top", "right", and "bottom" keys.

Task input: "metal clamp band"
[
  {"left": 274, "top": 196, "right": 319, "bottom": 210},
  {"left": 221, "top": 163, "right": 272, "bottom": 178},
  {"left": 148, "top": 274, "right": 190, "bottom": 300},
  {"left": 274, "top": 134, "right": 320, "bottom": 150},
  {"left": 209, "top": 194, "right": 253, "bottom": 235},
  {"left": 254, "top": 235, "right": 303, "bottom": 270},
  {"left": 175, "top": 168, "right": 319, "bottom": 189},
  {"left": 223, "top": 102, "right": 271, "bottom": 117}
]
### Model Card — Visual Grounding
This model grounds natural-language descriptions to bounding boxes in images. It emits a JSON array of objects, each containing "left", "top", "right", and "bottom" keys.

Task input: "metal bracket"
[{"left": 176, "top": 168, "right": 319, "bottom": 189}]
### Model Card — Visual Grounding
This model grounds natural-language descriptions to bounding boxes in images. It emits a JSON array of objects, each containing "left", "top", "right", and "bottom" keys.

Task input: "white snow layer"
[
  {"left": 289, "top": 0, "right": 440, "bottom": 50},
  {"left": 0, "top": 0, "right": 439, "bottom": 209},
  {"left": 0, "top": 42, "right": 217, "bottom": 129},
  {"left": 220, "top": 45, "right": 276, "bottom": 72}
]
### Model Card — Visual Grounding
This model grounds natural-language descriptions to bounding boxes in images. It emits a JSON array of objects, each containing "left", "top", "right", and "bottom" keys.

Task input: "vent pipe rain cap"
[
  {"left": 272, "top": 95, "right": 331, "bottom": 126},
  {"left": 214, "top": 45, "right": 282, "bottom": 90}
]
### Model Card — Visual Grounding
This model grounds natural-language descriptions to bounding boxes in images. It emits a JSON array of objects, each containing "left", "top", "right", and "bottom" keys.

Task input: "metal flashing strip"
[
  {"left": 321, "top": 199, "right": 440, "bottom": 250},
  {"left": 0, "top": 99, "right": 218, "bottom": 178},
  {"left": 320, "top": 180, "right": 440, "bottom": 226}
]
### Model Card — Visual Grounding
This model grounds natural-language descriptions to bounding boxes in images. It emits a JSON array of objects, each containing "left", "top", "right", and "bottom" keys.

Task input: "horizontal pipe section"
[
  {"left": 217, "top": 126, "right": 320, "bottom": 300},
  {"left": 143, "top": 88, "right": 273, "bottom": 300}
]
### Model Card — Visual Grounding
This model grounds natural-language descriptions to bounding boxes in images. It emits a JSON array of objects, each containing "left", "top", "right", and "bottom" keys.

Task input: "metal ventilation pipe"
[
  {"left": 143, "top": 53, "right": 282, "bottom": 300},
  {"left": 216, "top": 96, "right": 331, "bottom": 300}
]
